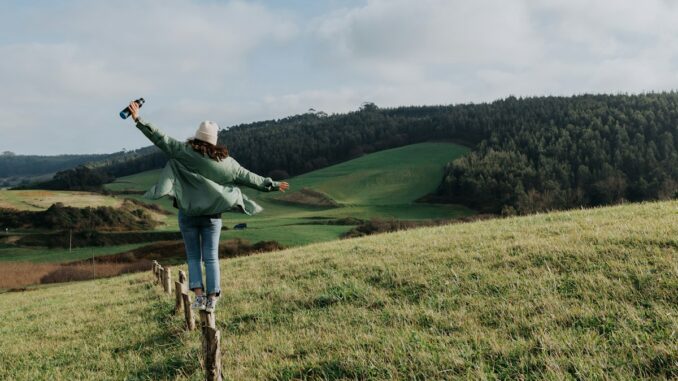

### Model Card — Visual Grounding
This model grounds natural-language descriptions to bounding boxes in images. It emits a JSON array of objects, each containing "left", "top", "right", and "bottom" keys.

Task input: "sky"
[{"left": 1, "top": 0, "right": 678, "bottom": 155}]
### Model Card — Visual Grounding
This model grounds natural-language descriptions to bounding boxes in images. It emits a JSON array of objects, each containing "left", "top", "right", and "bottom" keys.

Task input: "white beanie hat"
[{"left": 194, "top": 120, "right": 219, "bottom": 146}]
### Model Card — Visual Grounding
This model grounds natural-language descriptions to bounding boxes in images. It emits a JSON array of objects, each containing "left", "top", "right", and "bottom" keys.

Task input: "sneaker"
[
  {"left": 205, "top": 296, "right": 218, "bottom": 313},
  {"left": 191, "top": 295, "right": 206, "bottom": 310}
]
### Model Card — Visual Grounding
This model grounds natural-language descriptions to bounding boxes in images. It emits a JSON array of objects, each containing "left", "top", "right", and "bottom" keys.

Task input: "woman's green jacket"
[{"left": 135, "top": 118, "right": 280, "bottom": 216}]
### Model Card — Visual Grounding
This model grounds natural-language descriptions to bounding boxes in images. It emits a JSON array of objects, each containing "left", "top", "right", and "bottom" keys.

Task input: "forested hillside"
[
  {"left": 1, "top": 145, "right": 161, "bottom": 189},
  {"left": 223, "top": 93, "right": 678, "bottom": 213},
  {"left": 33, "top": 93, "right": 678, "bottom": 214},
  {"left": 0, "top": 152, "right": 106, "bottom": 179},
  {"left": 438, "top": 95, "right": 678, "bottom": 213}
]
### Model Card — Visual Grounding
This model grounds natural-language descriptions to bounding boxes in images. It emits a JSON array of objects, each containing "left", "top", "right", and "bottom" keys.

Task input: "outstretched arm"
[
  {"left": 232, "top": 159, "right": 289, "bottom": 192},
  {"left": 127, "top": 101, "right": 183, "bottom": 158}
]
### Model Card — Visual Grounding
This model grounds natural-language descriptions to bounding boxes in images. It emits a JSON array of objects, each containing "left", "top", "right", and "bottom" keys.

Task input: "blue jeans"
[{"left": 178, "top": 210, "right": 222, "bottom": 296}]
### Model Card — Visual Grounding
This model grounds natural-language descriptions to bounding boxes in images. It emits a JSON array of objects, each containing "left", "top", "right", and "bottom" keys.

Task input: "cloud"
[
  {"left": 1, "top": 0, "right": 678, "bottom": 154},
  {"left": 311, "top": 0, "right": 541, "bottom": 82},
  {"left": 309, "top": 0, "right": 678, "bottom": 99},
  {"left": 0, "top": 0, "right": 298, "bottom": 154}
]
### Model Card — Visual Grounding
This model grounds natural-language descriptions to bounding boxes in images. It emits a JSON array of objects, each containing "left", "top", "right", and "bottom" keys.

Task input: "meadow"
[
  {"left": 1, "top": 200, "right": 675, "bottom": 380},
  {"left": 0, "top": 243, "right": 147, "bottom": 263},
  {"left": 104, "top": 142, "right": 474, "bottom": 246},
  {"left": 0, "top": 189, "right": 121, "bottom": 211},
  {"left": 0, "top": 142, "right": 472, "bottom": 285}
]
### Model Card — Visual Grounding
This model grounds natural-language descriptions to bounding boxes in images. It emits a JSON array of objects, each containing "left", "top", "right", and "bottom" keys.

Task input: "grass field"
[
  {"left": 104, "top": 169, "right": 164, "bottom": 193},
  {"left": 0, "top": 243, "right": 147, "bottom": 263},
  {"left": 1, "top": 200, "right": 675, "bottom": 380},
  {"left": 268, "top": 142, "right": 470, "bottom": 205},
  {"left": 0, "top": 189, "right": 121, "bottom": 211},
  {"left": 103, "top": 142, "right": 474, "bottom": 245}
]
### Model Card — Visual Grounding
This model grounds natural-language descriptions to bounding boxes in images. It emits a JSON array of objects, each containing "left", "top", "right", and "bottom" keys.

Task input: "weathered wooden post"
[
  {"left": 163, "top": 266, "right": 172, "bottom": 294},
  {"left": 174, "top": 281, "right": 184, "bottom": 315},
  {"left": 200, "top": 310, "right": 222, "bottom": 381},
  {"left": 152, "top": 261, "right": 158, "bottom": 279},
  {"left": 181, "top": 290, "right": 196, "bottom": 331},
  {"left": 199, "top": 310, "right": 216, "bottom": 330},
  {"left": 157, "top": 265, "right": 163, "bottom": 285},
  {"left": 175, "top": 269, "right": 187, "bottom": 315}
]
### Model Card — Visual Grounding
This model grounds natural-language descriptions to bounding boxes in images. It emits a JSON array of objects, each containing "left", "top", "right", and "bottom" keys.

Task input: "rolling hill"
[
  {"left": 1, "top": 200, "right": 675, "bottom": 380},
  {"left": 105, "top": 142, "right": 470, "bottom": 206},
  {"left": 104, "top": 142, "right": 475, "bottom": 245},
  {"left": 0, "top": 146, "right": 161, "bottom": 188},
  {"left": 17, "top": 93, "right": 678, "bottom": 216},
  {"left": 0, "top": 143, "right": 473, "bottom": 264},
  {"left": 269, "top": 142, "right": 469, "bottom": 206}
]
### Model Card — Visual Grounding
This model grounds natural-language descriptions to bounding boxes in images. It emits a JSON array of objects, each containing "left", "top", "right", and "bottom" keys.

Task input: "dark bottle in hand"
[{"left": 119, "top": 98, "right": 145, "bottom": 119}]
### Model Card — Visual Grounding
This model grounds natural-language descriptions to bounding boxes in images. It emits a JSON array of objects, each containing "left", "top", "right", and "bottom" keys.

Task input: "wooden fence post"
[
  {"left": 158, "top": 265, "right": 163, "bottom": 285},
  {"left": 174, "top": 281, "right": 184, "bottom": 314},
  {"left": 181, "top": 291, "right": 196, "bottom": 331},
  {"left": 163, "top": 266, "right": 172, "bottom": 294},
  {"left": 200, "top": 310, "right": 222, "bottom": 381},
  {"left": 175, "top": 270, "right": 188, "bottom": 315}
]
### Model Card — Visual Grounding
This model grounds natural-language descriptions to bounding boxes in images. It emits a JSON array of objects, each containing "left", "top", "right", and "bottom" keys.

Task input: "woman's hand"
[
  {"left": 128, "top": 101, "right": 140, "bottom": 122},
  {"left": 278, "top": 182, "right": 289, "bottom": 192}
]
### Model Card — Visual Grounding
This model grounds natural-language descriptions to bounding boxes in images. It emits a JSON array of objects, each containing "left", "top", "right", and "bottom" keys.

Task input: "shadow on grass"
[{"left": 118, "top": 288, "right": 201, "bottom": 380}]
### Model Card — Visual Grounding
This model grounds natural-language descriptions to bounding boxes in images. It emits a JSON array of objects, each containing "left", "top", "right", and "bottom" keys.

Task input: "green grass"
[
  {"left": 0, "top": 243, "right": 148, "bottom": 263},
  {"left": 0, "top": 189, "right": 121, "bottom": 211},
  {"left": 99, "top": 142, "right": 475, "bottom": 247},
  {"left": 0, "top": 276, "right": 198, "bottom": 380},
  {"left": 1, "top": 200, "right": 676, "bottom": 380},
  {"left": 104, "top": 168, "right": 164, "bottom": 193},
  {"left": 268, "top": 142, "right": 469, "bottom": 205}
]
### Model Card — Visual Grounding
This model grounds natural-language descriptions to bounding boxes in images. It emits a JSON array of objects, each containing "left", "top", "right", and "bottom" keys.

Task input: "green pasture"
[
  {"left": 267, "top": 142, "right": 469, "bottom": 205},
  {"left": 0, "top": 142, "right": 472, "bottom": 264},
  {"left": 104, "top": 169, "right": 163, "bottom": 193},
  {"left": 0, "top": 189, "right": 121, "bottom": 211},
  {"left": 105, "top": 142, "right": 473, "bottom": 231},
  {"left": 1, "top": 200, "right": 675, "bottom": 379},
  {"left": 0, "top": 243, "right": 147, "bottom": 263}
]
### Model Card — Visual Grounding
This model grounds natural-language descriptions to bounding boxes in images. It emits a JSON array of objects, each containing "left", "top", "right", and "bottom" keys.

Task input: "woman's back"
[
  {"left": 133, "top": 117, "right": 282, "bottom": 215},
  {"left": 124, "top": 100, "right": 289, "bottom": 315}
]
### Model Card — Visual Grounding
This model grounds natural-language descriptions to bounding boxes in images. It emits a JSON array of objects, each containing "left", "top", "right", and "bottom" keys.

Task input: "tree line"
[
  {"left": 27, "top": 93, "right": 678, "bottom": 214},
  {"left": 0, "top": 145, "right": 159, "bottom": 179},
  {"left": 436, "top": 94, "right": 677, "bottom": 213}
]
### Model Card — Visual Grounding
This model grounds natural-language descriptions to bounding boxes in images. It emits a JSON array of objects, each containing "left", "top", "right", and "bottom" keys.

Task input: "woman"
[{"left": 127, "top": 101, "right": 289, "bottom": 312}]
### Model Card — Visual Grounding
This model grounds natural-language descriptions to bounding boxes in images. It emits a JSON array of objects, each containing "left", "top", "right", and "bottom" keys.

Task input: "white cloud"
[
  {"left": 312, "top": 0, "right": 541, "bottom": 82},
  {"left": 1, "top": 0, "right": 678, "bottom": 154},
  {"left": 0, "top": 0, "right": 299, "bottom": 154},
  {"left": 303, "top": 0, "right": 678, "bottom": 107}
]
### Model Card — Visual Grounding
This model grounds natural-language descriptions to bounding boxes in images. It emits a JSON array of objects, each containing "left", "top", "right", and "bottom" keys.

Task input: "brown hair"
[{"left": 187, "top": 139, "right": 229, "bottom": 161}]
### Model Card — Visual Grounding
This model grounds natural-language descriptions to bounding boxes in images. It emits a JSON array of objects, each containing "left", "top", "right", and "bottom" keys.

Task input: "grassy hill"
[
  {"left": 103, "top": 169, "right": 163, "bottom": 193},
  {"left": 0, "top": 189, "right": 121, "bottom": 211},
  {"left": 1, "top": 143, "right": 472, "bottom": 265},
  {"left": 1, "top": 200, "right": 675, "bottom": 380},
  {"left": 269, "top": 142, "right": 469, "bottom": 205},
  {"left": 104, "top": 142, "right": 475, "bottom": 245}
]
